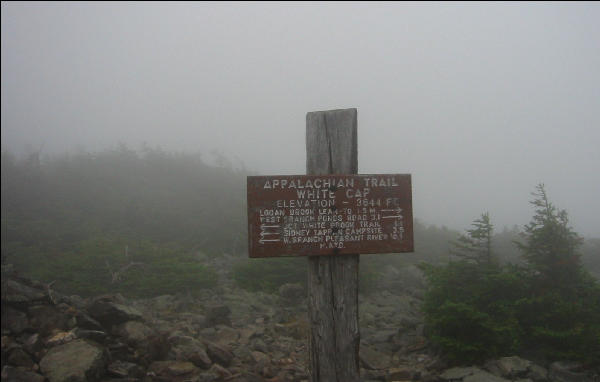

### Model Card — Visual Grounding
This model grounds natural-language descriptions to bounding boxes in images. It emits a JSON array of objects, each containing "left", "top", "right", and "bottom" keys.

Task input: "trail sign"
[
  {"left": 247, "top": 108, "right": 414, "bottom": 381},
  {"left": 247, "top": 174, "right": 413, "bottom": 258}
]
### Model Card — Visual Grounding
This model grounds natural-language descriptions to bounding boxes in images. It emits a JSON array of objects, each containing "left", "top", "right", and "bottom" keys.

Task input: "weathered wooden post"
[
  {"left": 246, "top": 108, "right": 413, "bottom": 382},
  {"left": 306, "top": 108, "right": 360, "bottom": 381}
]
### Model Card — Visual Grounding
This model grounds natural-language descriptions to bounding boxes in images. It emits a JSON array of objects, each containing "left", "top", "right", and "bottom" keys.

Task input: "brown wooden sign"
[{"left": 247, "top": 174, "right": 413, "bottom": 258}]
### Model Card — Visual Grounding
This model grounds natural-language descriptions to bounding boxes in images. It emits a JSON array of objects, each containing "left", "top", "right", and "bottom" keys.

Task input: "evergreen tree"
[
  {"left": 515, "top": 184, "right": 583, "bottom": 294},
  {"left": 450, "top": 212, "right": 495, "bottom": 265}
]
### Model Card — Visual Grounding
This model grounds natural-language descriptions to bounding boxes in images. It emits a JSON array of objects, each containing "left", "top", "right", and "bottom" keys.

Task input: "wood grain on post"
[{"left": 306, "top": 108, "right": 360, "bottom": 382}]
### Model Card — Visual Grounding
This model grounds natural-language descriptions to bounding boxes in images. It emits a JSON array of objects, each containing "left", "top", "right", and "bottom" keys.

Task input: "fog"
[{"left": 2, "top": 2, "right": 599, "bottom": 237}]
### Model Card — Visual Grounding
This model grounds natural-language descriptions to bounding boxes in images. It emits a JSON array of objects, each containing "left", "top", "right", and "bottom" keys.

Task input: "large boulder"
[
  {"left": 1, "top": 278, "right": 49, "bottom": 306},
  {"left": 39, "top": 339, "right": 105, "bottom": 382},
  {"left": 87, "top": 296, "right": 144, "bottom": 328}
]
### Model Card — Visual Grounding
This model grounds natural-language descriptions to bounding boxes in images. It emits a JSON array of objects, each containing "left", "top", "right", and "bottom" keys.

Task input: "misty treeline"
[{"left": 1, "top": 145, "right": 248, "bottom": 296}]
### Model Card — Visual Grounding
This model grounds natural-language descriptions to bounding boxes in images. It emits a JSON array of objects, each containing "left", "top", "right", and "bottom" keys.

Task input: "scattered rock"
[{"left": 6, "top": 267, "right": 595, "bottom": 382}]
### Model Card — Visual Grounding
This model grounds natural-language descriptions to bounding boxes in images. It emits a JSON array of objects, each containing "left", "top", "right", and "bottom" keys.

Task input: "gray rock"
[
  {"left": 549, "top": 361, "right": 592, "bottom": 382},
  {"left": 387, "top": 367, "right": 414, "bottom": 381},
  {"left": 208, "top": 363, "right": 232, "bottom": 379},
  {"left": 39, "top": 339, "right": 105, "bottom": 382},
  {"left": 1, "top": 307, "right": 30, "bottom": 334},
  {"left": 359, "top": 345, "right": 390, "bottom": 370},
  {"left": 251, "top": 338, "right": 268, "bottom": 353},
  {"left": 464, "top": 369, "right": 510, "bottom": 382},
  {"left": 527, "top": 363, "right": 548, "bottom": 381},
  {"left": 74, "top": 328, "right": 108, "bottom": 344},
  {"left": 152, "top": 294, "right": 177, "bottom": 312},
  {"left": 148, "top": 360, "right": 200, "bottom": 377},
  {"left": 87, "top": 296, "right": 143, "bottom": 327},
  {"left": 22, "top": 333, "right": 43, "bottom": 358},
  {"left": 368, "top": 328, "right": 397, "bottom": 345},
  {"left": 485, "top": 356, "right": 531, "bottom": 379},
  {"left": 439, "top": 367, "right": 480, "bottom": 380},
  {"left": 278, "top": 283, "right": 304, "bottom": 305},
  {"left": 205, "top": 304, "right": 232, "bottom": 327},
  {"left": 250, "top": 350, "right": 270, "bottom": 365},
  {"left": 238, "top": 325, "right": 262, "bottom": 345},
  {"left": 106, "top": 360, "right": 144, "bottom": 378},
  {"left": 1, "top": 279, "right": 48, "bottom": 305},
  {"left": 214, "top": 325, "right": 240, "bottom": 346},
  {"left": 75, "top": 312, "right": 104, "bottom": 331},
  {"left": 1, "top": 365, "right": 45, "bottom": 382},
  {"left": 168, "top": 335, "right": 212, "bottom": 369},
  {"left": 204, "top": 340, "right": 234, "bottom": 367},
  {"left": 7, "top": 347, "right": 35, "bottom": 368},
  {"left": 115, "top": 321, "right": 154, "bottom": 345},
  {"left": 27, "top": 305, "right": 71, "bottom": 336}
]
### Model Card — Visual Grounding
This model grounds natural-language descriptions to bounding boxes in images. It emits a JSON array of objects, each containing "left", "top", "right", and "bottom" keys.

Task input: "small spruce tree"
[
  {"left": 450, "top": 212, "right": 495, "bottom": 266},
  {"left": 515, "top": 184, "right": 583, "bottom": 294}
]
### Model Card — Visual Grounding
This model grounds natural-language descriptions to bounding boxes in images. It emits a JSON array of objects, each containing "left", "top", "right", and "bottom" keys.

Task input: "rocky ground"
[{"left": 1, "top": 263, "right": 597, "bottom": 382}]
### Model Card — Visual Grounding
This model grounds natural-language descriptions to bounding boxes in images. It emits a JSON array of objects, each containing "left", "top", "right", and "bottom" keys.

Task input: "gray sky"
[{"left": 2, "top": 2, "right": 599, "bottom": 237}]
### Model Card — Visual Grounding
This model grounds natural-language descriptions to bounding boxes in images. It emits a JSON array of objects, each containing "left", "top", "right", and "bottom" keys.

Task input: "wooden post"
[{"left": 306, "top": 108, "right": 360, "bottom": 382}]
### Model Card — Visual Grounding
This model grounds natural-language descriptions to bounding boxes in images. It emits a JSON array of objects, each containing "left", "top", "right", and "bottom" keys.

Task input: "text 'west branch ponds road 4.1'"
[{"left": 247, "top": 174, "right": 413, "bottom": 258}]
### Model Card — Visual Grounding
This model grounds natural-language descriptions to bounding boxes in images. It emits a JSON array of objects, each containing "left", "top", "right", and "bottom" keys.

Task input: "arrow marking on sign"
[
  {"left": 382, "top": 215, "right": 403, "bottom": 219},
  {"left": 381, "top": 208, "right": 402, "bottom": 213},
  {"left": 260, "top": 231, "right": 279, "bottom": 237},
  {"left": 259, "top": 239, "right": 281, "bottom": 244},
  {"left": 260, "top": 225, "right": 280, "bottom": 230}
]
